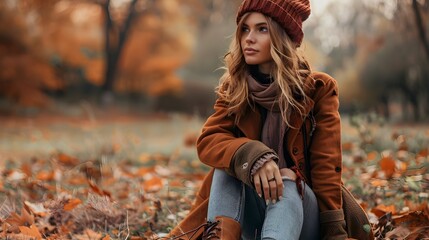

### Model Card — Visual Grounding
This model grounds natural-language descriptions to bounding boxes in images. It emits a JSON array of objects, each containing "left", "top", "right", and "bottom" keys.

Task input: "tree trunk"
[
  {"left": 101, "top": 0, "right": 139, "bottom": 96},
  {"left": 380, "top": 94, "right": 390, "bottom": 120},
  {"left": 412, "top": 0, "right": 429, "bottom": 62},
  {"left": 400, "top": 83, "right": 420, "bottom": 121}
]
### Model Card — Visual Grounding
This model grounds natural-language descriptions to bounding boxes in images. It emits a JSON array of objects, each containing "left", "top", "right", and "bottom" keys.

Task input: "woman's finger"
[
  {"left": 268, "top": 175, "right": 277, "bottom": 203},
  {"left": 253, "top": 174, "right": 262, "bottom": 198},
  {"left": 259, "top": 171, "right": 270, "bottom": 203},
  {"left": 274, "top": 169, "right": 283, "bottom": 201}
]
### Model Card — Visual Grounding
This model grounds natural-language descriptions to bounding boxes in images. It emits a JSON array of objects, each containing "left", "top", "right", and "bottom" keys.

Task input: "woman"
[{"left": 169, "top": 0, "right": 348, "bottom": 239}]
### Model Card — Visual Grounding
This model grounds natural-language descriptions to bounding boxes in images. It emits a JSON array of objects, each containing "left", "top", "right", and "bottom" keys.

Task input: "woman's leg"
[
  {"left": 207, "top": 169, "right": 246, "bottom": 223},
  {"left": 261, "top": 179, "right": 319, "bottom": 240},
  {"left": 299, "top": 183, "right": 319, "bottom": 240}
]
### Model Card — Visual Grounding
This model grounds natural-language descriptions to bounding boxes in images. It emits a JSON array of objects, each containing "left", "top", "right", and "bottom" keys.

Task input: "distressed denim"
[{"left": 208, "top": 169, "right": 320, "bottom": 240}]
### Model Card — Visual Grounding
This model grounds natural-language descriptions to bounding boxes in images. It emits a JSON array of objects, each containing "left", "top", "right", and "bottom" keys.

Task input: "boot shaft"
[{"left": 202, "top": 216, "right": 241, "bottom": 240}]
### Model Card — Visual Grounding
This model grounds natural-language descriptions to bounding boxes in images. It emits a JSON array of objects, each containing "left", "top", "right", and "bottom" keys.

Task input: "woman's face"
[{"left": 240, "top": 12, "right": 273, "bottom": 74}]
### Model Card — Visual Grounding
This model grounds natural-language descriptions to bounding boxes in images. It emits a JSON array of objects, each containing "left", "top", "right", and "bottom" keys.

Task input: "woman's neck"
[
  {"left": 258, "top": 62, "right": 273, "bottom": 74},
  {"left": 249, "top": 65, "right": 273, "bottom": 85}
]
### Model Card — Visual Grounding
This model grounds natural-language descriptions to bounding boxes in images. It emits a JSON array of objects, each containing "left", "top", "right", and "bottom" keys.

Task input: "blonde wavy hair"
[{"left": 217, "top": 12, "right": 312, "bottom": 127}]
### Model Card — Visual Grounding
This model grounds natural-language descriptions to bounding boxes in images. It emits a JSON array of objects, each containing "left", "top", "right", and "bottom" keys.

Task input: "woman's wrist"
[{"left": 250, "top": 153, "right": 278, "bottom": 176}]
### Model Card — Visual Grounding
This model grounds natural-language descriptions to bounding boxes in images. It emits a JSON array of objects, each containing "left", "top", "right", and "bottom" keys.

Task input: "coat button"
[
  {"left": 335, "top": 167, "right": 341, "bottom": 172},
  {"left": 298, "top": 162, "right": 303, "bottom": 170},
  {"left": 292, "top": 148, "right": 299, "bottom": 155}
]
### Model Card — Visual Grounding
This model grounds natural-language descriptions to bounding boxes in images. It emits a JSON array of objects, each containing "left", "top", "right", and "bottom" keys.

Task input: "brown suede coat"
[{"left": 169, "top": 72, "right": 343, "bottom": 239}]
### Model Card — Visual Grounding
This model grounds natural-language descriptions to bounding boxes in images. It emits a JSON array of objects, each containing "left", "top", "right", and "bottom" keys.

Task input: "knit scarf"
[{"left": 247, "top": 75, "right": 288, "bottom": 168}]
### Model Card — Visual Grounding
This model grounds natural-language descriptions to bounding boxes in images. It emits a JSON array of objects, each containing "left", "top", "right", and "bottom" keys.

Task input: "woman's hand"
[{"left": 253, "top": 159, "right": 283, "bottom": 204}]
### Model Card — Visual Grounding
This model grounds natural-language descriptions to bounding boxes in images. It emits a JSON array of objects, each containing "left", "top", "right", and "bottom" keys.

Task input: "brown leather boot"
[{"left": 202, "top": 216, "right": 241, "bottom": 240}]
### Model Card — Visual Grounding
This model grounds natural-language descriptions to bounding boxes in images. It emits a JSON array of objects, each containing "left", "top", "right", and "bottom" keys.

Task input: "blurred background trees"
[
  {"left": 0, "top": 0, "right": 428, "bottom": 121},
  {"left": 306, "top": 0, "right": 429, "bottom": 121}
]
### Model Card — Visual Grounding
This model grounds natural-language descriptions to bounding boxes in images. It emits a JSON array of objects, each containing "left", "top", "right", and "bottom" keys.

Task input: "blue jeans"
[{"left": 208, "top": 169, "right": 320, "bottom": 240}]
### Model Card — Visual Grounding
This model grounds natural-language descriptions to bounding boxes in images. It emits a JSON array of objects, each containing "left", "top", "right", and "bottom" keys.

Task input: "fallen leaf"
[
  {"left": 139, "top": 153, "right": 152, "bottom": 164},
  {"left": 19, "top": 224, "right": 42, "bottom": 240},
  {"left": 385, "top": 226, "right": 410, "bottom": 239},
  {"left": 68, "top": 176, "right": 88, "bottom": 185},
  {"left": 24, "top": 201, "right": 47, "bottom": 217},
  {"left": 21, "top": 163, "right": 32, "bottom": 178},
  {"left": 367, "top": 151, "right": 378, "bottom": 161},
  {"left": 155, "top": 165, "right": 171, "bottom": 177},
  {"left": 393, "top": 211, "right": 429, "bottom": 229},
  {"left": 87, "top": 180, "right": 111, "bottom": 198},
  {"left": 417, "top": 148, "right": 428, "bottom": 158},
  {"left": 380, "top": 156, "right": 396, "bottom": 178},
  {"left": 64, "top": 198, "right": 82, "bottom": 211},
  {"left": 36, "top": 171, "right": 54, "bottom": 181},
  {"left": 342, "top": 142, "right": 353, "bottom": 151},
  {"left": 372, "top": 204, "right": 396, "bottom": 217},
  {"left": 135, "top": 166, "right": 155, "bottom": 177},
  {"left": 6, "top": 208, "right": 34, "bottom": 232},
  {"left": 370, "top": 179, "right": 388, "bottom": 187},
  {"left": 57, "top": 153, "right": 80, "bottom": 166},
  {"left": 142, "top": 176, "right": 163, "bottom": 193},
  {"left": 75, "top": 228, "right": 103, "bottom": 240}
]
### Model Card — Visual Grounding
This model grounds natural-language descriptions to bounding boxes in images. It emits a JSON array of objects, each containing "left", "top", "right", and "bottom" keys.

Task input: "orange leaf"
[
  {"left": 36, "top": 171, "right": 54, "bottom": 181},
  {"left": 136, "top": 167, "right": 155, "bottom": 177},
  {"left": 102, "top": 235, "right": 111, "bottom": 240},
  {"left": 68, "top": 176, "right": 88, "bottom": 185},
  {"left": 131, "top": 236, "right": 144, "bottom": 240},
  {"left": 370, "top": 179, "right": 388, "bottom": 187},
  {"left": 380, "top": 156, "right": 396, "bottom": 178},
  {"left": 342, "top": 142, "right": 353, "bottom": 151},
  {"left": 64, "top": 198, "right": 82, "bottom": 211},
  {"left": 19, "top": 224, "right": 42, "bottom": 240},
  {"left": 57, "top": 153, "right": 80, "bottom": 166},
  {"left": 87, "top": 180, "right": 111, "bottom": 198},
  {"left": 21, "top": 163, "right": 32, "bottom": 178},
  {"left": 417, "top": 148, "right": 428, "bottom": 158},
  {"left": 142, "top": 176, "right": 163, "bottom": 193},
  {"left": 75, "top": 229, "right": 103, "bottom": 240},
  {"left": 371, "top": 204, "right": 396, "bottom": 217},
  {"left": 367, "top": 151, "right": 378, "bottom": 161},
  {"left": 393, "top": 211, "right": 429, "bottom": 229},
  {"left": 169, "top": 180, "right": 183, "bottom": 187},
  {"left": 397, "top": 161, "right": 407, "bottom": 174}
]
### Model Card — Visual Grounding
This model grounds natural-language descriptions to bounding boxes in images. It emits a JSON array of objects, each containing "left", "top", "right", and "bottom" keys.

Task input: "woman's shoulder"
[
  {"left": 305, "top": 71, "right": 339, "bottom": 100},
  {"left": 309, "top": 71, "right": 337, "bottom": 87}
]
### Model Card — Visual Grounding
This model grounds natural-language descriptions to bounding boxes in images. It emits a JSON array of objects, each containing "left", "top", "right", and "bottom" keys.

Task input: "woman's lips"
[{"left": 244, "top": 48, "right": 258, "bottom": 55}]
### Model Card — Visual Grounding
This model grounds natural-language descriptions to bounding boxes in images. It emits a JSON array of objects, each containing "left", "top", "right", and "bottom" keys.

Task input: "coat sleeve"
[
  {"left": 196, "top": 98, "right": 276, "bottom": 186},
  {"left": 310, "top": 73, "right": 348, "bottom": 239},
  {"left": 309, "top": 73, "right": 343, "bottom": 212}
]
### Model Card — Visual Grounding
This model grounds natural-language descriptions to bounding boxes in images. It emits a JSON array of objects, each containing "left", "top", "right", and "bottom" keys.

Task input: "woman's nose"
[{"left": 245, "top": 31, "right": 255, "bottom": 43}]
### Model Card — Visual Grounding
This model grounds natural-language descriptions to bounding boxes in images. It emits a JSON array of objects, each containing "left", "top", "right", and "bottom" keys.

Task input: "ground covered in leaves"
[{"left": 0, "top": 111, "right": 428, "bottom": 240}]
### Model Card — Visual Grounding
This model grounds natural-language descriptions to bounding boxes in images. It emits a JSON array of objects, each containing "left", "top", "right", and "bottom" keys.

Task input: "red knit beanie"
[{"left": 236, "top": 0, "right": 311, "bottom": 46}]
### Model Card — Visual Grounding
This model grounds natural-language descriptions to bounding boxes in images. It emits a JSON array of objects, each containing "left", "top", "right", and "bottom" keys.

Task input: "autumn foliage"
[
  {"left": 0, "top": 0, "right": 203, "bottom": 107},
  {"left": 0, "top": 113, "right": 428, "bottom": 239}
]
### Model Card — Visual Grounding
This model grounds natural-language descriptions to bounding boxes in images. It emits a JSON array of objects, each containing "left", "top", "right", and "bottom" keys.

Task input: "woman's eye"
[
  {"left": 260, "top": 26, "right": 268, "bottom": 32},
  {"left": 241, "top": 26, "right": 249, "bottom": 32}
]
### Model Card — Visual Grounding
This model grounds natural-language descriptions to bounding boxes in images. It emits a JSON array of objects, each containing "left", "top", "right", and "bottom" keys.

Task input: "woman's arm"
[
  {"left": 197, "top": 98, "right": 277, "bottom": 187},
  {"left": 310, "top": 73, "right": 348, "bottom": 239}
]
